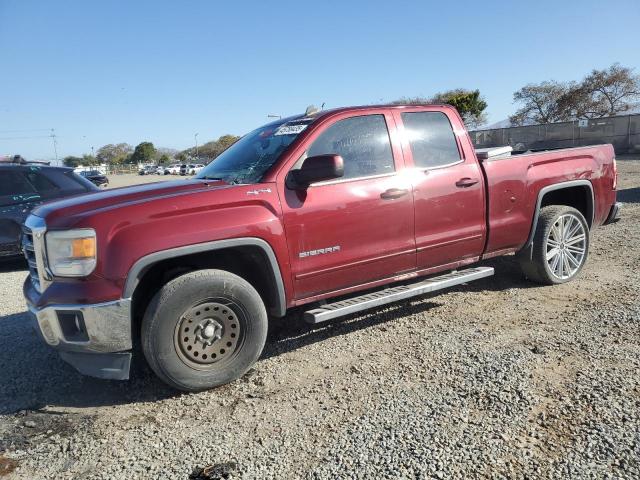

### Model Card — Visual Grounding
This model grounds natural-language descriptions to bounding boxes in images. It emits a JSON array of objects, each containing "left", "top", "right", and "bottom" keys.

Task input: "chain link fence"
[{"left": 469, "top": 114, "right": 640, "bottom": 154}]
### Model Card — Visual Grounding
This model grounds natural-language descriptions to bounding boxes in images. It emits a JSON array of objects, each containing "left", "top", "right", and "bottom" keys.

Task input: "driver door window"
[{"left": 307, "top": 115, "right": 395, "bottom": 180}]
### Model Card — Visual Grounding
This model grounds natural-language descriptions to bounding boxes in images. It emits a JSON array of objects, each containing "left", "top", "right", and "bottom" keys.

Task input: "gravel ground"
[
  {"left": 106, "top": 173, "right": 173, "bottom": 188},
  {"left": 0, "top": 158, "right": 638, "bottom": 479}
]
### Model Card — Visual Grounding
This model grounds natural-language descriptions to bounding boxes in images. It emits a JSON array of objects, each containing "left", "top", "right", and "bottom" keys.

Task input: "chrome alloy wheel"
[
  {"left": 174, "top": 301, "right": 242, "bottom": 369},
  {"left": 545, "top": 213, "right": 587, "bottom": 280}
]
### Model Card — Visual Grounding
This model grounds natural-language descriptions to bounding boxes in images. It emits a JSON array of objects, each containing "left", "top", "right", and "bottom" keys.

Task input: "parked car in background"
[
  {"left": 180, "top": 164, "right": 205, "bottom": 175},
  {"left": 78, "top": 169, "right": 109, "bottom": 188},
  {"left": 0, "top": 160, "right": 97, "bottom": 259},
  {"left": 21, "top": 104, "right": 620, "bottom": 391},
  {"left": 168, "top": 164, "right": 182, "bottom": 175},
  {"left": 139, "top": 165, "right": 158, "bottom": 175}
]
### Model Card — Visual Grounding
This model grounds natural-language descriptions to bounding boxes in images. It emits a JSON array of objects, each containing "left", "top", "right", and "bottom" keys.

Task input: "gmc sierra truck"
[{"left": 22, "top": 105, "right": 621, "bottom": 391}]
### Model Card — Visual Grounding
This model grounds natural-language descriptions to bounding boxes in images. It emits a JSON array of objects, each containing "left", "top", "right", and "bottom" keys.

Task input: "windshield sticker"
[{"left": 274, "top": 124, "right": 308, "bottom": 136}]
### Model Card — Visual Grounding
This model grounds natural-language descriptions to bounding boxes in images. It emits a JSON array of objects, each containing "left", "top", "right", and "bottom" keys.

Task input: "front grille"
[{"left": 22, "top": 226, "right": 41, "bottom": 292}]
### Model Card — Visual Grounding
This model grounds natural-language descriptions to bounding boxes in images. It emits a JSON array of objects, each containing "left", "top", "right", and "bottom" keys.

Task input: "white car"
[
  {"left": 191, "top": 164, "right": 205, "bottom": 175},
  {"left": 168, "top": 164, "right": 182, "bottom": 175}
]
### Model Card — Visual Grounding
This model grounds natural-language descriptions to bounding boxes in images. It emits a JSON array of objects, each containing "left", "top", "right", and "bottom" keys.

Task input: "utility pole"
[
  {"left": 194, "top": 133, "right": 199, "bottom": 159},
  {"left": 50, "top": 128, "right": 58, "bottom": 162}
]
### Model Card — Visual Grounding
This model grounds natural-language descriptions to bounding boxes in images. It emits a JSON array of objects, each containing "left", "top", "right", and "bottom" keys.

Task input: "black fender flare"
[
  {"left": 123, "top": 237, "right": 287, "bottom": 317},
  {"left": 519, "top": 179, "right": 594, "bottom": 259}
]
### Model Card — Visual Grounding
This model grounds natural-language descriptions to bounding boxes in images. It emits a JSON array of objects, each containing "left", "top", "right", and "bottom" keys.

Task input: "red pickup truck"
[{"left": 22, "top": 105, "right": 620, "bottom": 391}]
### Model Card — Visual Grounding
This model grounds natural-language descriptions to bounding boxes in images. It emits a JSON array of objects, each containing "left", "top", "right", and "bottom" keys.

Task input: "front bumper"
[
  {"left": 27, "top": 298, "right": 133, "bottom": 380},
  {"left": 603, "top": 202, "right": 622, "bottom": 225}
]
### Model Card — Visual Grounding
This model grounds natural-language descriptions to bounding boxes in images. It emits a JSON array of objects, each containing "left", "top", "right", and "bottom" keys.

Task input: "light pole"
[{"left": 194, "top": 133, "right": 199, "bottom": 160}]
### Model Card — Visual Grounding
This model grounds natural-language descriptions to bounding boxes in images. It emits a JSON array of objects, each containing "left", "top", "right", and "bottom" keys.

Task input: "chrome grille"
[
  {"left": 22, "top": 216, "right": 49, "bottom": 293},
  {"left": 22, "top": 225, "right": 41, "bottom": 291}
]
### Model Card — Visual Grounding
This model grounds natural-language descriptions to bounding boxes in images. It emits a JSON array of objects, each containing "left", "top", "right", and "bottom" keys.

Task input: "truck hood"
[{"left": 34, "top": 179, "right": 229, "bottom": 226}]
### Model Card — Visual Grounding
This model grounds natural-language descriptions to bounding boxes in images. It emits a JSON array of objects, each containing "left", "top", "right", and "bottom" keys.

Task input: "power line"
[
  {"left": 0, "top": 135, "right": 54, "bottom": 140},
  {"left": 0, "top": 128, "right": 52, "bottom": 133}
]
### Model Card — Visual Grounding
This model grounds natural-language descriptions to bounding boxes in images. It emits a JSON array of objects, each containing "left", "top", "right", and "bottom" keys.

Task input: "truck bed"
[{"left": 479, "top": 144, "right": 617, "bottom": 256}]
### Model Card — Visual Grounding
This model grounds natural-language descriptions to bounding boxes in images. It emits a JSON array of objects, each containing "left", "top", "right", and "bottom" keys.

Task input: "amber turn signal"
[{"left": 71, "top": 237, "right": 96, "bottom": 258}]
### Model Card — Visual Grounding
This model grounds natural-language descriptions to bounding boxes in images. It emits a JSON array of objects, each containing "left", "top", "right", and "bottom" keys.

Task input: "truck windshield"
[{"left": 196, "top": 117, "right": 313, "bottom": 184}]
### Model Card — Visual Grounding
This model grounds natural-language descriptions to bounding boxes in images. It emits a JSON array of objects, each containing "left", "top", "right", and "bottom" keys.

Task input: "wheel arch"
[
  {"left": 520, "top": 180, "right": 594, "bottom": 258},
  {"left": 124, "top": 238, "right": 287, "bottom": 322}
]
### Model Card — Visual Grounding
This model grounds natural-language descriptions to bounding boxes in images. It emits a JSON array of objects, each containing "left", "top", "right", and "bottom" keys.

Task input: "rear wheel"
[
  {"left": 519, "top": 205, "right": 589, "bottom": 285},
  {"left": 142, "top": 269, "right": 267, "bottom": 391}
]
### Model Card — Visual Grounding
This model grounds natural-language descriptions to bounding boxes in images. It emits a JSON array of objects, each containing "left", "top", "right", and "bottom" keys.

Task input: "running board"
[{"left": 304, "top": 266, "right": 494, "bottom": 324}]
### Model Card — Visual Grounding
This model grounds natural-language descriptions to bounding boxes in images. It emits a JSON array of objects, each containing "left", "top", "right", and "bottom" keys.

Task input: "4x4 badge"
[{"left": 246, "top": 188, "right": 272, "bottom": 195}]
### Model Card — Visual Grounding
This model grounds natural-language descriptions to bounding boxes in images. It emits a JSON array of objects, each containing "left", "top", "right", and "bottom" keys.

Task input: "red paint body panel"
[{"left": 26, "top": 105, "right": 618, "bottom": 311}]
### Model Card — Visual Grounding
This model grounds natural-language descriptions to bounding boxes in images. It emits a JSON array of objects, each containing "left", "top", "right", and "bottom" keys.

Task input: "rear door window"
[
  {"left": 401, "top": 111, "right": 461, "bottom": 168},
  {"left": 307, "top": 115, "right": 395, "bottom": 180}
]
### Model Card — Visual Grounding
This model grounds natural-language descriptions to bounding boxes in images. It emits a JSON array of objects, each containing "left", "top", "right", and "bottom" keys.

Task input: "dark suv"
[{"left": 0, "top": 162, "right": 98, "bottom": 259}]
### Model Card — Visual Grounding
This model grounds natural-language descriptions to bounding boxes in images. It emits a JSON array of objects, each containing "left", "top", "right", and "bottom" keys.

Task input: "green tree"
[
  {"left": 392, "top": 89, "right": 488, "bottom": 128},
  {"left": 130, "top": 141, "right": 157, "bottom": 164},
  {"left": 181, "top": 134, "right": 240, "bottom": 161},
  {"left": 158, "top": 154, "right": 171, "bottom": 164},
  {"left": 96, "top": 143, "right": 133, "bottom": 164},
  {"left": 63, "top": 155, "right": 83, "bottom": 168},
  {"left": 82, "top": 154, "right": 98, "bottom": 165},
  {"left": 431, "top": 89, "right": 488, "bottom": 128}
]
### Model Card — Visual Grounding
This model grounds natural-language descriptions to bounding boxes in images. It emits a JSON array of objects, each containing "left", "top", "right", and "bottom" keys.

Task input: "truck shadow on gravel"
[
  {"left": 0, "top": 256, "right": 528, "bottom": 413},
  {"left": 0, "top": 258, "right": 26, "bottom": 273},
  {"left": 617, "top": 186, "right": 640, "bottom": 204}
]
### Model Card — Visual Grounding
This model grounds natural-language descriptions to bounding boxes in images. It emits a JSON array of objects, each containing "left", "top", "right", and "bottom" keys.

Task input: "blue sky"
[{"left": 1, "top": 0, "right": 638, "bottom": 161}]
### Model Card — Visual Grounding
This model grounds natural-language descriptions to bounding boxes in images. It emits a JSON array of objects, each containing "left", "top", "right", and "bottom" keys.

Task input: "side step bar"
[{"left": 304, "top": 266, "right": 494, "bottom": 324}]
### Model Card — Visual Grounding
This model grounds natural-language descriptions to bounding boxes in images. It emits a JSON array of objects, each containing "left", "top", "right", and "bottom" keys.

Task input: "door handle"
[
  {"left": 380, "top": 188, "right": 409, "bottom": 200},
  {"left": 455, "top": 178, "right": 479, "bottom": 188}
]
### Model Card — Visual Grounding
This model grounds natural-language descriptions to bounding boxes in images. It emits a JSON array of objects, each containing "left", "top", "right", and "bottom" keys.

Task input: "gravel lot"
[
  {"left": 106, "top": 173, "right": 174, "bottom": 188},
  {"left": 1, "top": 158, "right": 638, "bottom": 479}
]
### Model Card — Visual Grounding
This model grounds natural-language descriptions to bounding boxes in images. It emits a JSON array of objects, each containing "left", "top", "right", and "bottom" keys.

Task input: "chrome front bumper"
[{"left": 28, "top": 299, "right": 133, "bottom": 380}]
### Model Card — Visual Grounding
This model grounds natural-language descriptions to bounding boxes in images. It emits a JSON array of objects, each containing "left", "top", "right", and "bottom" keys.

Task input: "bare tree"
[
  {"left": 510, "top": 81, "right": 571, "bottom": 125},
  {"left": 511, "top": 64, "right": 640, "bottom": 125},
  {"left": 579, "top": 64, "right": 640, "bottom": 117}
]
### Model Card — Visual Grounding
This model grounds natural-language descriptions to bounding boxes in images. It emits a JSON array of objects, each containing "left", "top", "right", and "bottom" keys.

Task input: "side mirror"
[{"left": 287, "top": 154, "right": 344, "bottom": 189}]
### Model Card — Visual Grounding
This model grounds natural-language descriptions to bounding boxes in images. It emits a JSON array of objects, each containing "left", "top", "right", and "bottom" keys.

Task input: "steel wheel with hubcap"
[
  {"left": 519, "top": 205, "right": 590, "bottom": 285},
  {"left": 174, "top": 301, "right": 243, "bottom": 368},
  {"left": 142, "top": 269, "right": 268, "bottom": 391}
]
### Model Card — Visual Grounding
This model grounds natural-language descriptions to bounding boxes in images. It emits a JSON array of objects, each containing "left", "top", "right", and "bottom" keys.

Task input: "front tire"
[
  {"left": 142, "top": 269, "right": 268, "bottom": 391},
  {"left": 520, "top": 205, "right": 590, "bottom": 285}
]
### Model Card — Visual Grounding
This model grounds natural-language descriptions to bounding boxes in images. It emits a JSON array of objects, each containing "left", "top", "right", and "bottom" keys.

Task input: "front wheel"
[
  {"left": 519, "top": 205, "right": 590, "bottom": 285},
  {"left": 142, "top": 269, "right": 268, "bottom": 391}
]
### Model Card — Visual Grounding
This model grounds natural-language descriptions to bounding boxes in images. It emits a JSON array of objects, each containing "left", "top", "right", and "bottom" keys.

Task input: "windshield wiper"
[{"left": 200, "top": 176, "right": 225, "bottom": 181}]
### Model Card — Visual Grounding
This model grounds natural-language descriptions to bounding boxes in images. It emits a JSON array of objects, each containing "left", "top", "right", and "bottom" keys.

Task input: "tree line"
[
  {"left": 64, "top": 63, "right": 639, "bottom": 168},
  {"left": 392, "top": 63, "right": 639, "bottom": 128},
  {"left": 64, "top": 135, "right": 240, "bottom": 168}
]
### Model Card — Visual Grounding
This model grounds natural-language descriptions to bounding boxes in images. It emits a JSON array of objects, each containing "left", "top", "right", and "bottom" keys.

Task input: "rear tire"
[
  {"left": 141, "top": 269, "right": 267, "bottom": 391},
  {"left": 519, "top": 205, "right": 589, "bottom": 285}
]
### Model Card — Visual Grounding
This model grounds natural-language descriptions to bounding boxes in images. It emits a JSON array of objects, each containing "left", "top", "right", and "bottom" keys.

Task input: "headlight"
[{"left": 45, "top": 229, "right": 97, "bottom": 277}]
